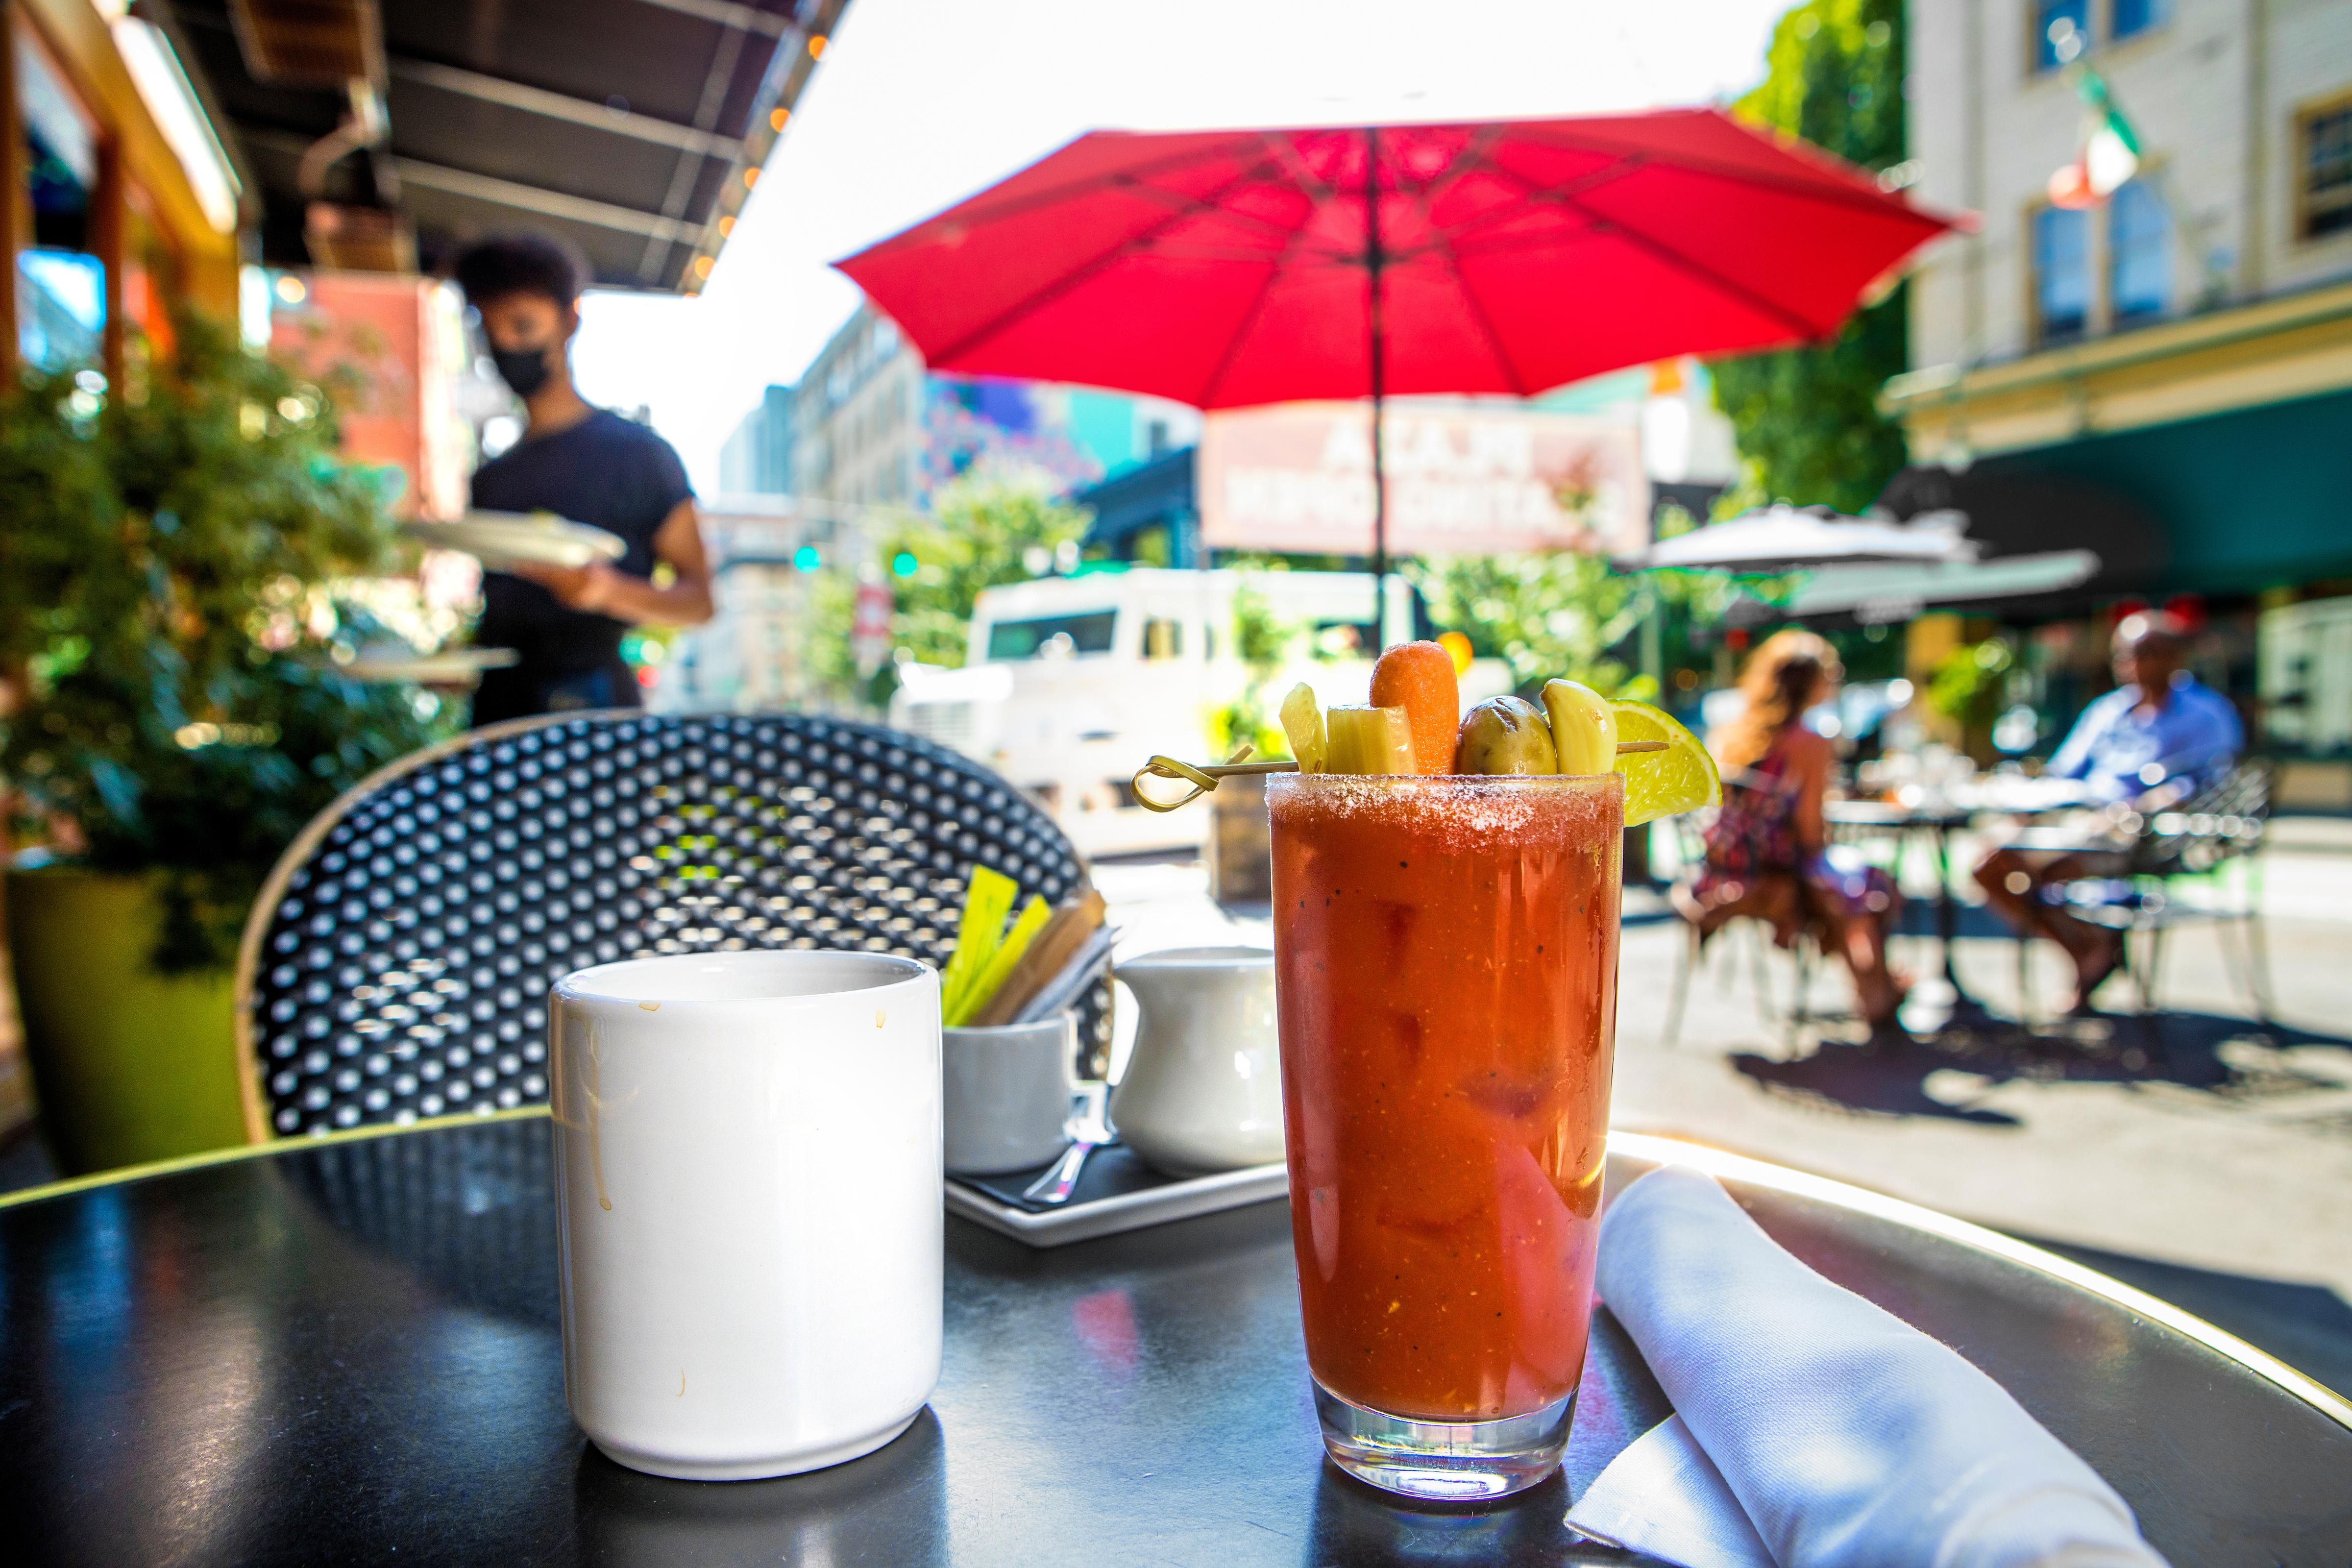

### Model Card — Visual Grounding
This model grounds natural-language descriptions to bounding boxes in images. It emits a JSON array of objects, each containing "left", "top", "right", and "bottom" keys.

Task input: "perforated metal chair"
[
  {"left": 2026, "top": 760, "right": 2273, "bottom": 1021},
  {"left": 232, "top": 711, "right": 1106, "bottom": 1140},
  {"left": 1661, "top": 807, "right": 1845, "bottom": 1046}
]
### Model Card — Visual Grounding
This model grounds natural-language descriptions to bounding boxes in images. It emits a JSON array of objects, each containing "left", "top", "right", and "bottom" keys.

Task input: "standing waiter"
[{"left": 453, "top": 234, "right": 713, "bottom": 726}]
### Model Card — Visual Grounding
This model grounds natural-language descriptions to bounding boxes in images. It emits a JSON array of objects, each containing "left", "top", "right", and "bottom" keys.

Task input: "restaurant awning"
[
  {"left": 1727, "top": 549, "right": 2103, "bottom": 627},
  {"left": 1077, "top": 446, "right": 1198, "bottom": 559},
  {"left": 1956, "top": 389, "right": 2352, "bottom": 598},
  {"left": 161, "top": 0, "right": 847, "bottom": 292},
  {"left": 1720, "top": 462, "right": 2148, "bottom": 627},
  {"left": 1875, "top": 463, "right": 2167, "bottom": 591}
]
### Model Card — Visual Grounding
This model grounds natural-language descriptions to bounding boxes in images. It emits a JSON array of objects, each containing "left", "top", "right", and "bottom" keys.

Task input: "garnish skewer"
[{"left": 1133, "top": 741, "right": 1669, "bottom": 811}]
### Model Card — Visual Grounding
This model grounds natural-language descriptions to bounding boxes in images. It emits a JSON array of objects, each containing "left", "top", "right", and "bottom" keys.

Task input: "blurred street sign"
[
  {"left": 1197, "top": 403, "right": 1647, "bottom": 559},
  {"left": 853, "top": 580, "right": 893, "bottom": 677}
]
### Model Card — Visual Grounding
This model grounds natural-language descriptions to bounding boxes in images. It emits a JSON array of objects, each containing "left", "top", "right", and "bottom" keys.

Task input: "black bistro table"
[
  {"left": 1825, "top": 798, "right": 1994, "bottom": 1026},
  {"left": 3, "top": 1112, "right": 2349, "bottom": 1567}
]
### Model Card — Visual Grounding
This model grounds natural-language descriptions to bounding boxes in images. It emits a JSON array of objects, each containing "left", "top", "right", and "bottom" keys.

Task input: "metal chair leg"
[
  {"left": 1787, "top": 939, "right": 1813, "bottom": 1045},
  {"left": 2131, "top": 921, "right": 2169, "bottom": 1016},
  {"left": 1747, "top": 924, "right": 1780, "bottom": 1025},
  {"left": 2015, "top": 933, "right": 2034, "bottom": 1027},
  {"left": 2241, "top": 909, "right": 2276, "bottom": 1023},
  {"left": 1664, "top": 920, "right": 1698, "bottom": 1046}
]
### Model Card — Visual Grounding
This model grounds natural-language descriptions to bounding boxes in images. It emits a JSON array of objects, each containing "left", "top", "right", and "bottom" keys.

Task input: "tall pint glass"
[{"left": 1268, "top": 773, "right": 1622, "bottom": 1501}]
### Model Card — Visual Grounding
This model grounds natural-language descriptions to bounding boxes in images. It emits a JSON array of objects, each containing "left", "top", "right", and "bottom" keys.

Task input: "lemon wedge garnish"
[{"left": 1609, "top": 700, "right": 1721, "bottom": 826}]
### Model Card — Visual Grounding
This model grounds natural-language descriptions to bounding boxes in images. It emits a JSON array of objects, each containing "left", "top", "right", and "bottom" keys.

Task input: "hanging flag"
[{"left": 2045, "top": 56, "right": 2142, "bottom": 207}]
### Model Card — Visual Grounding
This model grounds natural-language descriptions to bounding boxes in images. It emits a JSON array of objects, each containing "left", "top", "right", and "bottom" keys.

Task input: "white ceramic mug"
[
  {"left": 943, "top": 1013, "right": 1078, "bottom": 1176},
  {"left": 550, "top": 951, "right": 942, "bottom": 1481},
  {"left": 1109, "top": 946, "right": 1284, "bottom": 1176}
]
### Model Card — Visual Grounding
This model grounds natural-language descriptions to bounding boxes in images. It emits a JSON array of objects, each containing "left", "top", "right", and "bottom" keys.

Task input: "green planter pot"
[{"left": 5, "top": 867, "right": 249, "bottom": 1175}]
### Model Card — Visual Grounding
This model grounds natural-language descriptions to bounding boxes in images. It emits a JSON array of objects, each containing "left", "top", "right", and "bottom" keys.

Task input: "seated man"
[{"left": 1973, "top": 612, "right": 2243, "bottom": 1010}]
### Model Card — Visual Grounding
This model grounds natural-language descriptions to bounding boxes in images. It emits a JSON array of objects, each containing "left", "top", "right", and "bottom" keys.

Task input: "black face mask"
[{"left": 490, "top": 343, "right": 553, "bottom": 399}]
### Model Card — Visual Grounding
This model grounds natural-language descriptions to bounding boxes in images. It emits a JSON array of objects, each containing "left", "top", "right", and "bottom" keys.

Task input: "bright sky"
[{"left": 571, "top": 0, "right": 1793, "bottom": 491}]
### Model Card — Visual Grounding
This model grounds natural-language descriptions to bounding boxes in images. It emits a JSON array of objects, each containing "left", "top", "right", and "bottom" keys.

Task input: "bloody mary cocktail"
[{"left": 1268, "top": 771, "right": 1622, "bottom": 1499}]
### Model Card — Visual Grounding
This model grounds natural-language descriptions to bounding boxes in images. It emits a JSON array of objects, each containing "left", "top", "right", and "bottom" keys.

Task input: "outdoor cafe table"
[
  {"left": 3, "top": 1112, "right": 2348, "bottom": 1566},
  {"left": 1824, "top": 797, "right": 1992, "bottom": 1023}
]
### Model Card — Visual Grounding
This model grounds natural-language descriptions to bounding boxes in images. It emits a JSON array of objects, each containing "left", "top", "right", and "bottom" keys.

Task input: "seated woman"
[{"left": 1676, "top": 630, "right": 1906, "bottom": 1031}]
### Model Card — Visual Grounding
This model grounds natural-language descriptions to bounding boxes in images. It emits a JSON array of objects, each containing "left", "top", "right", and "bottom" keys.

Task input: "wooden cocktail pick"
[{"left": 1130, "top": 741, "right": 1667, "bottom": 812}]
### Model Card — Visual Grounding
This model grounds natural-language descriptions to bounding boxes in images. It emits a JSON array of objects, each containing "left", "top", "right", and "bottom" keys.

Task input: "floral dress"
[{"left": 1686, "top": 741, "right": 1896, "bottom": 946}]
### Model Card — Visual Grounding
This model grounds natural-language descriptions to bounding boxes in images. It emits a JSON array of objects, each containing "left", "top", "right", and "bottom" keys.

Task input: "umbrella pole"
[{"left": 1364, "top": 125, "right": 1389, "bottom": 646}]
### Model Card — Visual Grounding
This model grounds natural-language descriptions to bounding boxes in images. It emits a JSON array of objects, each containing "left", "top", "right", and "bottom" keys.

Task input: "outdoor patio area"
[
  {"left": 6, "top": 0, "right": 2352, "bottom": 1561},
  {"left": 1096, "top": 818, "right": 2352, "bottom": 1400}
]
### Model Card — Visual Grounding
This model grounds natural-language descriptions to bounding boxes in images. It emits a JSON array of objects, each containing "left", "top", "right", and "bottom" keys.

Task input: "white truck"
[{"left": 890, "top": 567, "right": 1505, "bottom": 858}]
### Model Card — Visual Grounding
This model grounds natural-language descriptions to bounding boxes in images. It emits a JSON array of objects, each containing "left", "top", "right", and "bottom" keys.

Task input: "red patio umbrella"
[{"left": 836, "top": 109, "right": 1957, "bottom": 586}]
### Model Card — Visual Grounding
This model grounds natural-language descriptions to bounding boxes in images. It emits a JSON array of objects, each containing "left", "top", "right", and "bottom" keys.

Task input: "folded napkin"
[{"left": 1565, "top": 1166, "right": 2169, "bottom": 1568}]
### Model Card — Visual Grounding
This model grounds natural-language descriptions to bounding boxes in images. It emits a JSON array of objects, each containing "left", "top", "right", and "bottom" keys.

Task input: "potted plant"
[{"left": 0, "top": 315, "right": 443, "bottom": 1173}]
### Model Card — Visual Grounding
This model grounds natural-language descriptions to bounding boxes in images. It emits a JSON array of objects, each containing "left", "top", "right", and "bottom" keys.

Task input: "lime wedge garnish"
[{"left": 1610, "top": 700, "right": 1721, "bottom": 826}]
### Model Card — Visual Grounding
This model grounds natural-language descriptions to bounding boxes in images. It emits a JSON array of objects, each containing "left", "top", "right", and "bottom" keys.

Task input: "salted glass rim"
[{"left": 1267, "top": 771, "right": 1624, "bottom": 792}]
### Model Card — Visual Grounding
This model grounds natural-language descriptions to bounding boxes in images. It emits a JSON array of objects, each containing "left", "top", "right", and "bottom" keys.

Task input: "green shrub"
[{"left": 0, "top": 315, "right": 445, "bottom": 973}]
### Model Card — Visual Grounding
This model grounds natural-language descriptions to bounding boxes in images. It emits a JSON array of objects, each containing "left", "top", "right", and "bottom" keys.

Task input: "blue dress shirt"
[{"left": 2046, "top": 675, "right": 2243, "bottom": 802}]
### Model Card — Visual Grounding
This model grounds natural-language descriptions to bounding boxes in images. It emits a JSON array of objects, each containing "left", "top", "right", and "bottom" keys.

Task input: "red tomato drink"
[{"left": 1268, "top": 772, "right": 1622, "bottom": 1501}]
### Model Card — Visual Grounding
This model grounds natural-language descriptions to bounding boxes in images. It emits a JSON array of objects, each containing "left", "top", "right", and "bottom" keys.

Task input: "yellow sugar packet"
[
  {"left": 940, "top": 865, "right": 1018, "bottom": 1019},
  {"left": 948, "top": 894, "right": 1052, "bottom": 1027}
]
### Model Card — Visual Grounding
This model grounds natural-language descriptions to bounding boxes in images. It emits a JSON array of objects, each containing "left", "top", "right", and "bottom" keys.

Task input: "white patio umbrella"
[{"left": 1613, "top": 503, "right": 1981, "bottom": 575}]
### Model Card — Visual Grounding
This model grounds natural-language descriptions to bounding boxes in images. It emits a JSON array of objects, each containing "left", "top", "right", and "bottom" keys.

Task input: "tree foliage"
[
  {"left": 0, "top": 315, "right": 445, "bottom": 972},
  {"left": 1709, "top": 0, "right": 1911, "bottom": 516},
  {"left": 884, "top": 477, "right": 1089, "bottom": 671},
  {"left": 1205, "top": 578, "right": 1295, "bottom": 761},
  {"left": 807, "top": 476, "right": 1092, "bottom": 709},
  {"left": 1411, "top": 553, "right": 1657, "bottom": 700}
]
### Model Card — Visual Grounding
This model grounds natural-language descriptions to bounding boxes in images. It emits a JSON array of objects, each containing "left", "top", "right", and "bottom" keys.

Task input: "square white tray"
[{"left": 944, "top": 1146, "right": 1288, "bottom": 1248}]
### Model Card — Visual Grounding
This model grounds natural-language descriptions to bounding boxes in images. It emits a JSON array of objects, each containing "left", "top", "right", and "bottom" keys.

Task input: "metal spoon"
[{"left": 1021, "top": 1082, "right": 1113, "bottom": 1206}]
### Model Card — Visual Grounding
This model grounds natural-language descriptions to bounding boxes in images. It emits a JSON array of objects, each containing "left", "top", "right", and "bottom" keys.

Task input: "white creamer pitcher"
[{"left": 1109, "top": 947, "right": 1283, "bottom": 1176}]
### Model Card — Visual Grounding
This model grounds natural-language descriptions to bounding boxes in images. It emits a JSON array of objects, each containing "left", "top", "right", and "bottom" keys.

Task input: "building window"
[
  {"left": 2033, "top": 205, "right": 2090, "bottom": 344},
  {"left": 2109, "top": 179, "right": 2170, "bottom": 323},
  {"left": 1141, "top": 617, "right": 1184, "bottom": 661},
  {"left": 16, "top": 34, "right": 105, "bottom": 371},
  {"left": 2112, "top": 0, "right": 2166, "bottom": 41},
  {"left": 2035, "top": 0, "right": 2088, "bottom": 71},
  {"left": 2301, "top": 100, "right": 2352, "bottom": 241}
]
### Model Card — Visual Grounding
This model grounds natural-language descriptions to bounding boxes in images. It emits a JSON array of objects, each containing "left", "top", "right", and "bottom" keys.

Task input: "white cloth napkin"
[{"left": 1565, "top": 1166, "right": 2170, "bottom": 1568}]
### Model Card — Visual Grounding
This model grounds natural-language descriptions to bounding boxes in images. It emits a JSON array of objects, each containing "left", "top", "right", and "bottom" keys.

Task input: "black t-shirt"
[{"left": 470, "top": 409, "right": 695, "bottom": 674}]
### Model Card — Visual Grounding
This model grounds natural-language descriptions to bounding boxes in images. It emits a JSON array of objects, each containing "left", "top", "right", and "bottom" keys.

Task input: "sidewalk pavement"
[{"left": 1094, "top": 827, "right": 2352, "bottom": 1397}]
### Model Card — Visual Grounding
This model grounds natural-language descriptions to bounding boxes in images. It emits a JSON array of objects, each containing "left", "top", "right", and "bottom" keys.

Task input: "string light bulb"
[
  {"left": 693, "top": 255, "right": 714, "bottom": 280},
  {"left": 770, "top": 107, "right": 789, "bottom": 132},
  {"left": 743, "top": 167, "right": 760, "bottom": 190},
  {"left": 808, "top": 34, "right": 826, "bottom": 58}
]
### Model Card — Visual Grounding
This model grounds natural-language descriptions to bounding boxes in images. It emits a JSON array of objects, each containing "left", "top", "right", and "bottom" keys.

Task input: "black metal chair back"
[
  {"left": 2128, "top": 760, "right": 2270, "bottom": 878},
  {"left": 2028, "top": 760, "right": 2274, "bottom": 1023},
  {"left": 235, "top": 712, "right": 1103, "bottom": 1139}
]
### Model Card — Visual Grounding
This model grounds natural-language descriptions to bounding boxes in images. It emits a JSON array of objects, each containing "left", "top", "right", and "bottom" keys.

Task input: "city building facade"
[
  {"left": 652, "top": 496, "right": 854, "bottom": 715},
  {"left": 720, "top": 383, "right": 797, "bottom": 496},
  {"left": 790, "top": 302, "right": 1201, "bottom": 530},
  {"left": 1888, "top": 0, "right": 2352, "bottom": 800},
  {"left": 5, "top": 1, "right": 245, "bottom": 378}
]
